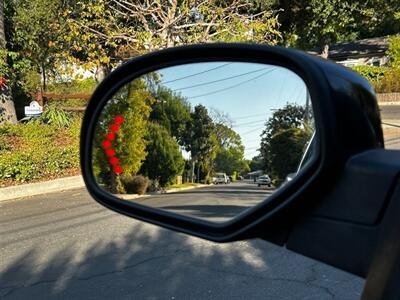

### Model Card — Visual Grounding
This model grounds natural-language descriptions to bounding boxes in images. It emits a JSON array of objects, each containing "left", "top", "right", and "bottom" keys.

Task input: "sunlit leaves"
[
  {"left": 63, "top": 0, "right": 282, "bottom": 71},
  {"left": 274, "top": 0, "right": 400, "bottom": 50}
]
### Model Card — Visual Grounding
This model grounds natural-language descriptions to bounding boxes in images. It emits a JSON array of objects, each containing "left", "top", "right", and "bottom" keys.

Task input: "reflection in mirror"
[{"left": 93, "top": 62, "right": 315, "bottom": 223}]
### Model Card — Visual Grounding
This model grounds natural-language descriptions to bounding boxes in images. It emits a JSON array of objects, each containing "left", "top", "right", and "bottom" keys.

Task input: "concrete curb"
[
  {"left": 164, "top": 184, "right": 209, "bottom": 193},
  {"left": 0, "top": 179, "right": 210, "bottom": 202},
  {"left": 0, "top": 176, "right": 85, "bottom": 202},
  {"left": 116, "top": 184, "right": 210, "bottom": 200}
]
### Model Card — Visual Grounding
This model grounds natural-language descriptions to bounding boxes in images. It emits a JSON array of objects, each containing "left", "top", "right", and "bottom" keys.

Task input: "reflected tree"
[
  {"left": 149, "top": 86, "right": 191, "bottom": 147},
  {"left": 140, "top": 123, "right": 184, "bottom": 187},
  {"left": 184, "top": 104, "right": 218, "bottom": 183},
  {"left": 260, "top": 103, "right": 312, "bottom": 184},
  {"left": 93, "top": 78, "right": 154, "bottom": 193},
  {"left": 269, "top": 127, "right": 312, "bottom": 184},
  {"left": 213, "top": 124, "right": 249, "bottom": 177}
]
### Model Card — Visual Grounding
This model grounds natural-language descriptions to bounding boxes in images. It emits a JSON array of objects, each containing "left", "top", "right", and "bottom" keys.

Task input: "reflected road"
[{"left": 134, "top": 181, "right": 274, "bottom": 222}]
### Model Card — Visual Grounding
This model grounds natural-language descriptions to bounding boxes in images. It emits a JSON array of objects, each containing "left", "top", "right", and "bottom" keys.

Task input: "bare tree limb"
[{"left": 173, "top": 22, "right": 219, "bottom": 29}]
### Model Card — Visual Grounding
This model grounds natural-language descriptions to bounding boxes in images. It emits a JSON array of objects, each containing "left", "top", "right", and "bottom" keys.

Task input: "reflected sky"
[{"left": 158, "top": 62, "right": 308, "bottom": 159}]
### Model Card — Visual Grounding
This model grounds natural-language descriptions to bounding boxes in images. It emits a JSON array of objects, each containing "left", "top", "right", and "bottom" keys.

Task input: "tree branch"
[{"left": 173, "top": 22, "right": 219, "bottom": 29}]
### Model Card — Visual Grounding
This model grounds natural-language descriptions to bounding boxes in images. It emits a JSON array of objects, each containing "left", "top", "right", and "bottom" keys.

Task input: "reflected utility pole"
[
  {"left": 192, "top": 159, "right": 195, "bottom": 183},
  {"left": 304, "top": 91, "right": 310, "bottom": 124}
]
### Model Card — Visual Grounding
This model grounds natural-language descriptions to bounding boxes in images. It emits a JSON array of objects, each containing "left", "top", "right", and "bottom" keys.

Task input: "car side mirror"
[{"left": 80, "top": 43, "right": 383, "bottom": 242}]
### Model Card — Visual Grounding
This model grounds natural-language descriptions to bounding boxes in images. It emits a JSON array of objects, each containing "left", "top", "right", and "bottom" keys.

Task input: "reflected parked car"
[
  {"left": 257, "top": 175, "right": 272, "bottom": 187},
  {"left": 214, "top": 173, "right": 229, "bottom": 184}
]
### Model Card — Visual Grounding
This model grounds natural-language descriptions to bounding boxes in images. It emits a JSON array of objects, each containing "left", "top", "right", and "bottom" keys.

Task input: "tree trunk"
[
  {"left": 191, "top": 160, "right": 195, "bottom": 183},
  {"left": 95, "top": 64, "right": 111, "bottom": 84},
  {"left": 0, "top": 0, "right": 17, "bottom": 125},
  {"left": 196, "top": 163, "right": 200, "bottom": 183},
  {"left": 0, "top": 86, "right": 17, "bottom": 124},
  {"left": 42, "top": 64, "right": 46, "bottom": 92},
  {"left": 110, "top": 172, "right": 117, "bottom": 194}
]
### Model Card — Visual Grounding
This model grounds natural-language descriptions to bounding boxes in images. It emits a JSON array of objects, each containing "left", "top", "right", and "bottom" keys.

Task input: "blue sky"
[{"left": 158, "top": 62, "right": 309, "bottom": 159}]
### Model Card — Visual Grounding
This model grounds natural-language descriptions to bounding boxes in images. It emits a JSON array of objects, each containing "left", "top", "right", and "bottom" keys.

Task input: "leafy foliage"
[
  {"left": 63, "top": 0, "right": 122, "bottom": 77},
  {"left": 93, "top": 78, "right": 154, "bottom": 191},
  {"left": 63, "top": 0, "right": 281, "bottom": 74},
  {"left": 214, "top": 147, "right": 249, "bottom": 176},
  {"left": 149, "top": 86, "right": 192, "bottom": 146},
  {"left": 140, "top": 123, "right": 184, "bottom": 187},
  {"left": 352, "top": 64, "right": 400, "bottom": 93},
  {"left": 47, "top": 78, "right": 97, "bottom": 94},
  {"left": 374, "top": 68, "right": 400, "bottom": 93},
  {"left": 213, "top": 124, "right": 248, "bottom": 176},
  {"left": 351, "top": 36, "right": 400, "bottom": 93},
  {"left": 388, "top": 35, "right": 400, "bottom": 68},
  {"left": 184, "top": 105, "right": 218, "bottom": 182},
  {"left": 260, "top": 103, "right": 311, "bottom": 182},
  {"left": 269, "top": 127, "right": 312, "bottom": 184},
  {"left": 351, "top": 65, "right": 387, "bottom": 83},
  {"left": 274, "top": 0, "right": 400, "bottom": 50},
  {"left": 38, "top": 107, "right": 72, "bottom": 128},
  {"left": 260, "top": 103, "right": 306, "bottom": 149},
  {"left": 8, "top": 0, "right": 68, "bottom": 90},
  {"left": 249, "top": 155, "right": 264, "bottom": 172},
  {"left": 0, "top": 118, "right": 80, "bottom": 184}
]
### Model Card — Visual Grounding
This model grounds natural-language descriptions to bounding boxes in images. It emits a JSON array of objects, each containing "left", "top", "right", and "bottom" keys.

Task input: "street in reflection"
[{"left": 125, "top": 179, "right": 274, "bottom": 222}]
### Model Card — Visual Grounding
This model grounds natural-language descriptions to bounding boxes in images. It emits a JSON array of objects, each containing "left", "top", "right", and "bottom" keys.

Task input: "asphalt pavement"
[
  {"left": 130, "top": 181, "right": 274, "bottom": 222},
  {"left": 380, "top": 104, "right": 400, "bottom": 121},
  {"left": 0, "top": 186, "right": 364, "bottom": 299},
  {"left": 380, "top": 105, "right": 400, "bottom": 149}
]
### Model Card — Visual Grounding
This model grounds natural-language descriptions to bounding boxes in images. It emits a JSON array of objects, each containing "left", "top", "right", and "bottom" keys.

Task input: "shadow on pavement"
[
  {"left": 0, "top": 218, "right": 364, "bottom": 299},
  {"left": 159, "top": 204, "right": 249, "bottom": 220}
]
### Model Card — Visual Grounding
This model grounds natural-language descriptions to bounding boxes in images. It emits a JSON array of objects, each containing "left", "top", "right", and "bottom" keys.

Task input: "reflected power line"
[
  {"left": 187, "top": 68, "right": 276, "bottom": 99},
  {"left": 162, "top": 63, "right": 232, "bottom": 84},
  {"left": 172, "top": 67, "right": 266, "bottom": 91}
]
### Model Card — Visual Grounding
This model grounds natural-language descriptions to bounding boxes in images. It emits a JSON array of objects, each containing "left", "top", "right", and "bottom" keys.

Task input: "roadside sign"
[{"left": 24, "top": 101, "right": 43, "bottom": 117}]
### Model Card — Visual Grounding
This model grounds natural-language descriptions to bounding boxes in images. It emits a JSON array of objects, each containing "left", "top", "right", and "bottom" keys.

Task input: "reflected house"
[{"left": 247, "top": 170, "right": 263, "bottom": 181}]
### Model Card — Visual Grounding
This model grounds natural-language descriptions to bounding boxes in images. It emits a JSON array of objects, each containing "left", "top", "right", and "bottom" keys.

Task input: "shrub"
[
  {"left": 351, "top": 65, "right": 386, "bottom": 83},
  {"left": 0, "top": 117, "right": 81, "bottom": 185},
  {"left": 39, "top": 107, "right": 72, "bottom": 127},
  {"left": 146, "top": 179, "right": 160, "bottom": 192},
  {"left": 374, "top": 68, "right": 400, "bottom": 93},
  {"left": 352, "top": 66, "right": 400, "bottom": 93},
  {"left": 121, "top": 175, "right": 149, "bottom": 195},
  {"left": 139, "top": 123, "right": 184, "bottom": 187},
  {"left": 269, "top": 127, "right": 312, "bottom": 185},
  {"left": 388, "top": 35, "right": 400, "bottom": 69},
  {"left": 48, "top": 99, "right": 87, "bottom": 109}
]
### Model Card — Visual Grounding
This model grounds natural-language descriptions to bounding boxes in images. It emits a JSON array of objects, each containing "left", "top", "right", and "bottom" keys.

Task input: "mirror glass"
[{"left": 92, "top": 62, "right": 315, "bottom": 223}]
